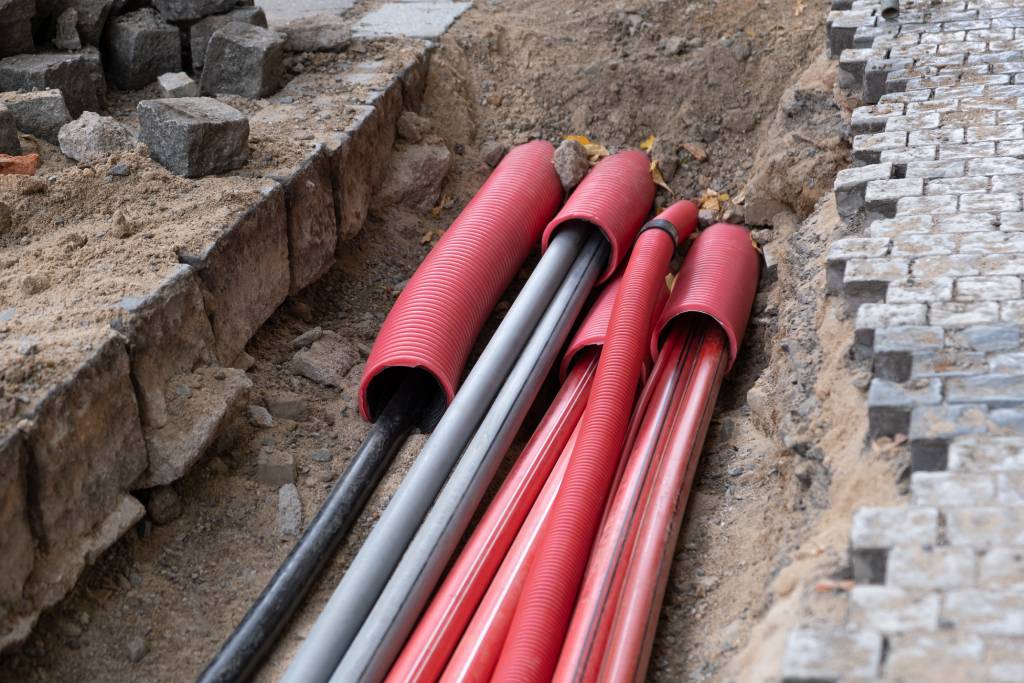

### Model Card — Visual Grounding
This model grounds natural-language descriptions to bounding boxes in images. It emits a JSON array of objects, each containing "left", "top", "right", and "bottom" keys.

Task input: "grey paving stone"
[
  {"left": 948, "top": 324, "right": 1020, "bottom": 353},
  {"left": 255, "top": 0, "right": 357, "bottom": 28},
  {"left": 76, "top": 0, "right": 114, "bottom": 46},
  {"left": 929, "top": 301, "right": 1000, "bottom": 327},
  {"left": 158, "top": 72, "right": 199, "bottom": 98},
  {"left": 946, "top": 506, "right": 1024, "bottom": 548},
  {"left": 978, "top": 547, "right": 1024, "bottom": 589},
  {"left": 947, "top": 374, "right": 1024, "bottom": 407},
  {"left": 353, "top": 1, "right": 472, "bottom": 40},
  {"left": 103, "top": 9, "right": 181, "bottom": 91},
  {"left": 190, "top": 7, "right": 268, "bottom": 72},
  {"left": 912, "top": 471, "right": 996, "bottom": 506},
  {"left": 57, "top": 111, "right": 135, "bottom": 164},
  {"left": 200, "top": 22, "right": 286, "bottom": 99},
  {"left": 0, "top": 89, "right": 71, "bottom": 144},
  {"left": 909, "top": 403, "right": 989, "bottom": 471},
  {"left": 138, "top": 97, "right": 249, "bottom": 178},
  {"left": 781, "top": 628, "right": 882, "bottom": 682},
  {"left": 874, "top": 326, "right": 944, "bottom": 381},
  {"left": 851, "top": 506, "right": 939, "bottom": 583},
  {"left": 834, "top": 164, "right": 894, "bottom": 219},
  {"left": 888, "top": 277, "right": 953, "bottom": 304},
  {"left": 868, "top": 378, "right": 943, "bottom": 437},
  {"left": 887, "top": 544, "right": 975, "bottom": 590},
  {"left": 0, "top": 49, "right": 104, "bottom": 117},
  {"left": 948, "top": 437, "right": 1024, "bottom": 472},
  {"left": 850, "top": 586, "right": 941, "bottom": 633},
  {"left": 152, "top": 0, "right": 237, "bottom": 22},
  {"left": 943, "top": 589, "right": 1024, "bottom": 635},
  {"left": 0, "top": 0, "right": 34, "bottom": 58}
]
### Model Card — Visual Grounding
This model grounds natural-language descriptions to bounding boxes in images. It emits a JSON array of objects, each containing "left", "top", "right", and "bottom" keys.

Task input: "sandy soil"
[{"left": 0, "top": 0, "right": 899, "bottom": 681}]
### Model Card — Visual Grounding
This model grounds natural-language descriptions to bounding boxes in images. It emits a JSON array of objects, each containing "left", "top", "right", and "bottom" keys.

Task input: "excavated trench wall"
[{"left": 0, "top": 44, "right": 431, "bottom": 651}]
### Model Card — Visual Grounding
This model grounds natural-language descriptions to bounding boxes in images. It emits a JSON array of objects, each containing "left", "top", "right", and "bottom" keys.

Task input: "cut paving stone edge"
[{"left": 0, "top": 43, "right": 432, "bottom": 652}]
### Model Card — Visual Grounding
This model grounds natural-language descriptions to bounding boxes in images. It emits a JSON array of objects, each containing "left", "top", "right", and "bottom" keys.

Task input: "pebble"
[
  {"left": 126, "top": 636, "right": 148, "bottom": 663},
  {"left": 481, "top": 140, "right": 506, "bottom": 168},
  {"left": 247, "top": 405, "right": 274, "bottom": 428},
  {"left": 109, "top": 163, "right": 130, "bottom": 177},
  {"left": 291, "top": 326, "right": 323, "bottom": 349},
  {"left": 553, "top": 139, "right": 589, "bottom": 192},
  {"left": 277, "top": 484, "right": 302, "bottom": 536},
  {"left": 728, "top": 466, "right": 744, "bottom": 477},
  {"left": 146, "top": 485, "right": 182, "bottom": 525}
]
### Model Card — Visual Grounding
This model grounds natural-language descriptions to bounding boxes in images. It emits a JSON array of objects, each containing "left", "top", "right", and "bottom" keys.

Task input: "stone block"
[
  {"left": 353, "top": 2, "right": 472, "bottom": 40},
  {"left": 865, "top": 177, "right": 924, "bottom": 218},
  {"left": 137, "top": 97, "right": 249, "bottom": 177},
  {"left": 946, "top": 506, "right": 1024, "bottom": 548},
  {"left": 23, "top": 334, "right": 147, "bottom": 552},
  {"left": 255, "top": 0, "right": 357, "bottom": 27},
  {"left": 851, "top": 102, "right": 905, "bottom": 135},
  {"left": 868, "top": 378, "right": 942, "bottom": 438},
  {"left": 0, "top": 49, "right": 104, "bottom": 117},
  {"left": 0, "top": 103, "right": 18, "bottom": 155},
  {"left": 886, "top": 634, "right": 986, "bottom": 682},
  {"left": 189, "top": 7, "right": 267, "bottom": 71},
  {"left": 955, "top": 276, "right": 1022, "bottom": 302},
  {"left": 280, "top": 15, "right": 351, "bottom": 52},
  {"left": 135, "top": 367, "right": 251, "bottom": 487},
  {"left": 909, "top": 404, "right": 989, "bottom": 472},
  {"left": 905, "top": 158, "right": 966, "bottom": 179},
  {"left": 179, "top": 187, "right": 289, "bottom": 364},
  {"left": 271, "top": 147, "right": 336, "bottom": 294},
  {"left": 979, "top": 547, "right": 1024, "bottom": 589},
  {"left": 948, "top": 324, "right": 1020, "bottom": 353},
  {"left": 850, "top": 506, "right": 938, "bottom": 583},
  {"left": 200, "top": 22, "right": 285, "bottom": 99},
  {"left": 326, "top": 80, "right": 402, "bottom": 242},
  {"left": 947, "top": 374, "right": 1024, "bottom": 407},
  {"left": 826, "top": 237, "right": 891, "bottom": 293},
  {"left": 0, "top": 89, "right": 71, "bottom": 144},
  {"left": 118, "top": 265, "right": 218, "bottom": 429},
  {"left": 781, "top": 628, "right": 882, "bottom": 682},
  {"left": 912, "top": 471, "right": 996, "bottom": 506},
  {"left": 104, "top": 9, "right": 181, "bottom": 91},
  {"left": 57, "top": 111, "right": 135, "bottom": 163},
  {"left": 158, "top": 71, "right": 199, "bottom": 98},
  {"left": 948, "top": 436, "right": 1024, "bottom": 472},
  {"left": 76, "top": 0, "right": 114, "bottom": 46},
  {"left": 852, "top": 130, "right": 907, "bottom": 164},
  {"left": 152, "top": 0, "right": 237, "bottom": 22},
  {"left": 930, "top": 301, "right": 1000, "bottom": 327},
  {"left": 843, "top": 257, "right": 909, "bottom": 308},
  {"left": 873, "top": 326, "right": 944, "bottom": 381},
  {"left": 0, "top": 0, "right": 34, "bottom": 57},
  {"left": 849, "top": 585, "right": 941, "bottom": 633},
  {"left": 833, "top": 163, "right": 893, "bottom": 220},
  {"left": 943, "top": 590, "right": 1024, "bottom": 635},
  {"left": 0, "top": 431, "right": 34, "bottom": 612}
]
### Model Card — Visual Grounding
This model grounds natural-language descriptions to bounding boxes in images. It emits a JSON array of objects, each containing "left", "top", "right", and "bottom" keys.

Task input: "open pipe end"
[
  {"left": 360, "top": 366, "right": 447, "bottom": 430},
  {"left": 881, "top": 0, "right": 899, "bottom": 20}
]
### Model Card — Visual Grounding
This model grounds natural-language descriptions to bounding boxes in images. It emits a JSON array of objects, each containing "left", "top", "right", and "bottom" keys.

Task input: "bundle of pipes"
[{"left": 280, "top": 150, "right": 659, "bottom": 682}]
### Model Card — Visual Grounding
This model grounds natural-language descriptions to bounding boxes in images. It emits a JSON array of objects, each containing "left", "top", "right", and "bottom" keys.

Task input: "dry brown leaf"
[
  {"left": 699, "top": 188, "right": 721, "bottom": 213},
  {"left": 420, "top": 230, "right": 435, "bottom": 244},
  {"left": 565, "top": 134, "right": 610, "bottom": 164},
  {"left": 681, "top": 141, "right": 708, "bottom": 162},
  {"left": 431, "top": 193, "right": 455, "bottom": 218},
  {"left": 650, "top": 161, "right": 674, "bottom": 195}
]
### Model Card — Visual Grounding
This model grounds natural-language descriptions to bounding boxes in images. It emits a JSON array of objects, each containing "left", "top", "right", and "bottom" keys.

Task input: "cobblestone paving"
[{"left": 784, "top": 1, "right": 1024, "bottom": 680}]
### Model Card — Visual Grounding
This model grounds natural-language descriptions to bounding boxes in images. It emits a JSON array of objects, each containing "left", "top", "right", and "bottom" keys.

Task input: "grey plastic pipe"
[
  {"left": 881, "top": 0, "right": 899, "bottom": 20},
  {"left": 279, "top": 225, "right": 590, "bottom": 683},
  {"left": 328, "top": 233, "right": 609, "bottom": 683}
]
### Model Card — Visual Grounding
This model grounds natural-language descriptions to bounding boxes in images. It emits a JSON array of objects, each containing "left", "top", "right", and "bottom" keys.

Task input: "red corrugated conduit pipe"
[
  {"left": 599, "top": 223, "right": 761, "bottom": 682},
  {"left": 491, "top": 200, "right": 699, "bottom": 683}
]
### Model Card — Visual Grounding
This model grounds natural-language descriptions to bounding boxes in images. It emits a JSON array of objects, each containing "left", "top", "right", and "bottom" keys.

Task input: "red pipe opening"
[{"left": 359, "top": 140, "right": 563, "bottom": 423}]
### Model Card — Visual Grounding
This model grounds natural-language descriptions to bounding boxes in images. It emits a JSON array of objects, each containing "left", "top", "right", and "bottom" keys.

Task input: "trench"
[{"left": 0, "top": 1, "right": 902, "bottom": 681}]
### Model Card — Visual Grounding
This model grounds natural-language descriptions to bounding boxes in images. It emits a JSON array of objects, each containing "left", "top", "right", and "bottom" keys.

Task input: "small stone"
[
  {"left": 728, "top": 466, "right": 743, "bottom": 477},
  {"left": 109, "top": 209, "right": 137, "bottom": 238},
  {"left": 125, "top": 636, "right": 148, "bottom": 663},
  {"left": 58, "top": 112, "right": 135, "bottom": 164},
  {"left": 109, "top": 162, "right": 129, "bottom": 177},
  {"left": 281, "top": 15, "right": 351, "bottom": 52},
  {"left": 266, "top": 394, "right": 308, "bottom": 421},
  {"left": 661, "top": 36, "right": 685, "bottom": 55},
  {"left": 55, "top": 8, "right": 82, "bottom": 50},
  {"left": 21, "top": 273, "right": 49, "bottom": 295},
  {"left": 201, "top": 23, "right": 286, "bottom": 99},
  {"left": 377, "top": 143, "right": 453, "bottom": 212},
  {"left": 481, "top": 140, "right": 505, "bottom": 168},
  {"left": 157, "top": 72, "right": 199, "bottom": 98},
  {"left": 137, "top": 97, "right": 249, "bottom": 178},
  {"left": 397, "top": 111, "right": 428, "bottom": 143},
  {"left": 553, "top": 139, "right": 589, "bottom": 192},
  {"left": 247, "top": 404, "right": 273, "bottom": 428},
  {"left": 289, "top": 331, "right": 360, "bottom": 388},
  {"left": 277, "top": 483, "right": 302, "bottom": 536},
  {"left": 311, "top": 449, "right": 332, "bottom": 462},
  {"left": 291, "top": 326, "right": 323, "bottom": 349},
  {"left": 146, "top": 485, "right": 181, "bottom": 524},
  {"left": 0, "top": 89, "right": 71, "bottom": 144},
  {"left": 103, "top": 9, "right": 181, "bottom": 90}
]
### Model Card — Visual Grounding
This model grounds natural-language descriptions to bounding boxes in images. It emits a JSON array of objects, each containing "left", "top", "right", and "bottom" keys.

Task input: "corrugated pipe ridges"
[
  {"left": 491, "top": 210, "right": 680, "bottom": 683},
  {"left": 542, "top": 150, "right": 654, "bottom": 284},
  {"left": 653, "top": 222, "right": 761, "bottom": 368},
  {"left": 359, "top": 140, "right": 563, "bottom": 422}
]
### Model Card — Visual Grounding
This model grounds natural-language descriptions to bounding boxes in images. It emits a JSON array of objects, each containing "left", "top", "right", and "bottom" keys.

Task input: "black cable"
[{"left": 196, "top": 375, "right": 427, "bottom": 683}]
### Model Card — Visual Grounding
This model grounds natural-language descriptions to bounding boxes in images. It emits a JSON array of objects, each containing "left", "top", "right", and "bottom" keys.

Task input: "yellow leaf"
[
  {"left": 650, "top": 160, "right": 674, "bottom": 195},
  {"left": 564, "top": 134, "right": 592, "bottom": 146},
  {"left": 640, "top": 134, "right": 656, "bottom": 152},
  {"left": 718, "top": 192, "right": 730, "bottom": 202},
  {"left": 665, "top": 272, "right": 677, "bottom": 292}
]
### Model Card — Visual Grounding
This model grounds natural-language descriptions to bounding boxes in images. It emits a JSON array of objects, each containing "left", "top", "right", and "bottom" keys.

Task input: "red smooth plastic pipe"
[
  {"left": 441, "top": 422, "right": 581, "bottom": 683},
  {"left": 554, "top": 326, "right": 703, "bottom": 683},
  {"left": 599, "top": 321, "right": 728, "bottom": 682},
  {"left": 491, "top": 201, "right": 696, "bottom": 683},
  {"left": 384, "top": 350, "right": 598, "bottom": 683},
  {"left": 360, "top": 140, "right": 563, "bottom": 421}
]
